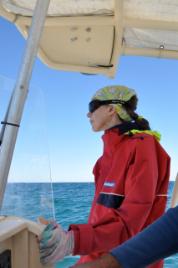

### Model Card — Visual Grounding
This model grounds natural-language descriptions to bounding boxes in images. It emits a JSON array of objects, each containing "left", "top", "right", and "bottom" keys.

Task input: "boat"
[{"left": 0, "top": 0, "right": 178, "bottom": 267}]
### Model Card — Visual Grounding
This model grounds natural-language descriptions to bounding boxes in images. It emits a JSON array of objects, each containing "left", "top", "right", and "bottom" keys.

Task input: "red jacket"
[{"left": 70, "top": 126, "right": 170, "bottom": 267}]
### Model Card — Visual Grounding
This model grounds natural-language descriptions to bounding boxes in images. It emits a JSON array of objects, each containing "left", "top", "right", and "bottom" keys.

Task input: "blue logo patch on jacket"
[{"left": 104, "top": 181, "right": 115, "bottom": 188}]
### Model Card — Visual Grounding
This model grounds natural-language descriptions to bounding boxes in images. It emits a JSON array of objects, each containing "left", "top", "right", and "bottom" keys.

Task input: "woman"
[{"left": 39, "top": 85, "right": 170, "bottom": 268}]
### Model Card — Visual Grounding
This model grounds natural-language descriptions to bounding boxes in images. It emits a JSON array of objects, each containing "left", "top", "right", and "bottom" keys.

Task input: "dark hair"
[{"left": 123, "top": 96, "right": 151, "bottom": 130}]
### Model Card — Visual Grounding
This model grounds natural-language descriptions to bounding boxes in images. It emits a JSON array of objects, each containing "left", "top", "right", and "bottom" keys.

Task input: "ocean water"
[{"left": 1, "top": 181, "right": 178, "bottom": 267}]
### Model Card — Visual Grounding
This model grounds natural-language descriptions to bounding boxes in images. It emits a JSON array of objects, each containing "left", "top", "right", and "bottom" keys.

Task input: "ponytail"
[
  {"left": 131, "top": 113, "right": 151, "bottom": 130},
  {"left": 123, "top": 96, "right": 151, "bottom": 130}
]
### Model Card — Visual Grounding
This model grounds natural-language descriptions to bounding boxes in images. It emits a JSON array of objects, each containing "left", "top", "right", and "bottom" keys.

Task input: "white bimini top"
[{"left": 0, "top": 0, "right": 178, "bottom": 77}]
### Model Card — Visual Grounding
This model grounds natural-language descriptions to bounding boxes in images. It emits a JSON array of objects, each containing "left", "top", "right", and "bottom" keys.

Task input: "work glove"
[{"left": 38, "top": 220, "right": 74, "bottom": 265}]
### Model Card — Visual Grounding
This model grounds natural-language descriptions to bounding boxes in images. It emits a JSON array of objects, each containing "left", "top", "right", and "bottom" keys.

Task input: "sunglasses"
[{"left": 89, "top": 99, "right": 126, "bottom": 113}]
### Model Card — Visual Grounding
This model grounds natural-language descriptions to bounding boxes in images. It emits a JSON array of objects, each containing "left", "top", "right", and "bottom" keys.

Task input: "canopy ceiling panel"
[
  {"left": 1, "top": 0, "right": 114, "bottom": 16},
  {"left": 39, "top": 25, "right": 114, "bottom": 66},
  {"left": 2, "top": 0, "right": 178, "bottom": 20},
  {"left": 0, "top": 0, "right": 178, "bottom": 77},
  {"left": 124, "top": 28, "right": 178, "bottom": 51}
]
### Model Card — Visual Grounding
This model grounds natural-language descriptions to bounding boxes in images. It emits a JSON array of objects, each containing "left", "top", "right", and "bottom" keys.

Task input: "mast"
[{"left": 0, "top": 0, "right": 50, "bottom": 208}]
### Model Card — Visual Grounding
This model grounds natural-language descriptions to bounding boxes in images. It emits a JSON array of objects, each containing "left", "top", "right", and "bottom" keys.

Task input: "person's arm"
[
  {"left": 111, "top": 206, "right": 178, "bottom": 268},
  {"left": 70, "top": 136, "right": 168, "bottom": 255},
  {"left": 72, "top": 206, "right": 178, "bottom": 268},
  {"left": 71, "top": 254, "right": 121, "bottom": 268}
]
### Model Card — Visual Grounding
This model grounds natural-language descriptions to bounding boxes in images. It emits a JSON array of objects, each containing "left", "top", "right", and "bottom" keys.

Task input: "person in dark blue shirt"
[{"left": 72, "top": 206, "right": 178, "bottom": 268}]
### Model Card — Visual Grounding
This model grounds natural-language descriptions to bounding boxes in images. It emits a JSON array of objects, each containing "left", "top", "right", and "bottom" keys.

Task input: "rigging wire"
[
  {"left": 0, "top": 77, "right": 56, "bottom": 220},
  {"left": 46, "top": 142, "right": 56, "bottom": 221},
  {"left": 41, "top": 88, "right": 56, "bottom": 221}
]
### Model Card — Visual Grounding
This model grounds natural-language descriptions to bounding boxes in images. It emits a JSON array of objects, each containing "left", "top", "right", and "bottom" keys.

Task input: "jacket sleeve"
[
  {"left": 69, "top": 137, "right": 165, "bottom": 255},
  {"left": 111, "top": 206, "right": 178, "bottom": 268}
]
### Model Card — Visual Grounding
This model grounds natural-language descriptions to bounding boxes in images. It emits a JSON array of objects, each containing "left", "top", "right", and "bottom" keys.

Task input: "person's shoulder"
[
  {"left": 125, "top": 132, "right": 156, "bottom": 142},
  {"left": 125, "top": 132, "right": 159, "bottom": 148}
]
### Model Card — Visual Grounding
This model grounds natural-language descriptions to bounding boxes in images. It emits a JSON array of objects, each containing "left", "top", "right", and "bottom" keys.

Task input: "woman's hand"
[{"left": 38, "top": 218, "right": 74, "bottom": 265}]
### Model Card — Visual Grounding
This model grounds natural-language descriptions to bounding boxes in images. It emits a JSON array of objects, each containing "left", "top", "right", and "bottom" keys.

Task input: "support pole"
[
  {"left": 171, "top": 173, "right": 178, "bottom": 208},
  {"left": 0, "top": 0, "right": 50, "bottom": 208},
  {"left": 109, "top": 0, "right": 123, "bottom": 77}
]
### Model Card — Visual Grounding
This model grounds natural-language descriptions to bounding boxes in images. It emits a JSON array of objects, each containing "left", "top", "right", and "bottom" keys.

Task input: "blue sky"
[{"left": 0, "top": 17, "right": 178, "bottom": 182}]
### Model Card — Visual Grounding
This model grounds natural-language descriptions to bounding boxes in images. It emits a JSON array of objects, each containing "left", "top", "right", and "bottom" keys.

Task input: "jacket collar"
[{"left": 102, "top": 122, "right": 143, "bottom": 153}]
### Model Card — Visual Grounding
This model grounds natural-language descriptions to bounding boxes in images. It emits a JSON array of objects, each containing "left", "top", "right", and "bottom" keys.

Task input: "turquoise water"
[{"left": 1, "top": 182, "right": 178, "bottom": 267}]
